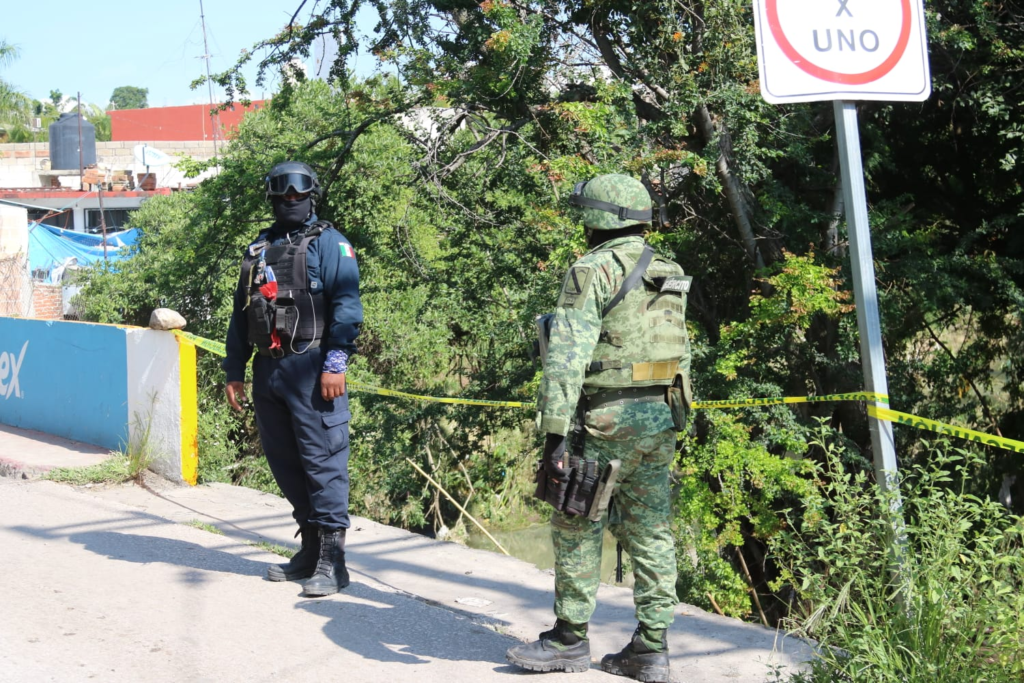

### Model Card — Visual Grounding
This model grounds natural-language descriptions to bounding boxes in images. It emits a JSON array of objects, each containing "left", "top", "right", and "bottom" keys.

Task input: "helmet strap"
[{"left": 569, "top": 192, "right": 652, "bottom": 222}]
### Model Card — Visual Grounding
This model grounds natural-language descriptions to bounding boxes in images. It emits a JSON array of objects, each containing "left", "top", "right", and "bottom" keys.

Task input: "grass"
[
  {"left": 44, "top": 401, "right": 156, "bottom": 486},
  {"left": 44, "top": 454, "right": 133, "bottom": 485},
  {"left": 125, "top": 403, "right": 156, "bottom": 484},
  {"left": 180, "top": 521, "right": 294, "bottom": 559},
  {"left": 184, "top": 519, "right": 224, "bottom": 535},
  {"left": 771, "top": 423, "right": 1024, "bottom": 682},
  {"left": 248, "top": 540, "right": 295, "bottom": 558}
]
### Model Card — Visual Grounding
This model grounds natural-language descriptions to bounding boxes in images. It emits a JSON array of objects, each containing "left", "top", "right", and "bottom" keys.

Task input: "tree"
[
  {"left": 84, "top": 103, "right": 111, "bottom": 142},
  {"left": 89, "top": 0, "right": 1024, "bottom": 623},
  {"left": 0, "top": 39, "right": 30, "bottom": 135},
  {"left": 108, "top": 85, "right": 148, "bottom": 111}
]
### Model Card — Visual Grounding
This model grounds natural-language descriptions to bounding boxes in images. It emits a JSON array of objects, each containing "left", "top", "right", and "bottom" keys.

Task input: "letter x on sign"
[{"left": 836, "top": 0, "right": 852, "bottom": 17}]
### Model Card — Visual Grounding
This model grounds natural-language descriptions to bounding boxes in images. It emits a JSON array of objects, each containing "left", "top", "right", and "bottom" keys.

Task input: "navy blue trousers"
[{"left": 251, "top": 347, "right": 351, "bottom": 530}]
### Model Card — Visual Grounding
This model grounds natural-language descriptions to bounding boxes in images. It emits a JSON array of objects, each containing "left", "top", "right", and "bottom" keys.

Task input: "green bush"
[
  {"left": 772, "top": 422, "right": 1024, "bottom": 682},
  {"left": 674, "top": 410, "right": 816, "bottom": 617}
]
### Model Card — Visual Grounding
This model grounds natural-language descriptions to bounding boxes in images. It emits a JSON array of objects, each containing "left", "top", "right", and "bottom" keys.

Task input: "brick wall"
[
  {"left": 0, "top": 140, "right": 217, "bottom": 168},
  {"left": 30, "top": 283, "right": 62, "bottom": 320},
  {"left": 0, "top": 140, "right": 218, "bottom": 189}
]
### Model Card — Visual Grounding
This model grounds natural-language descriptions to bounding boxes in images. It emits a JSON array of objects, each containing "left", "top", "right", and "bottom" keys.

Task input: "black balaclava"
[{"left": 271, "top": 196, "right": 313, "bottom": 228}]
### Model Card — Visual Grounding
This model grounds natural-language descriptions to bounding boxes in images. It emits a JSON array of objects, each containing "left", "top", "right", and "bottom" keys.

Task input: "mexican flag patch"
[{"left": 339, "top": 242, "right": 355, "bottom": 258}]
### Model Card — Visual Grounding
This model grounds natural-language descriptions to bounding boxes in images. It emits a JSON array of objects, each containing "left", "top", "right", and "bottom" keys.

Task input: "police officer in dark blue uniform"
[{"left": 224, "top": 160, "right": 363, "bottom": 597}]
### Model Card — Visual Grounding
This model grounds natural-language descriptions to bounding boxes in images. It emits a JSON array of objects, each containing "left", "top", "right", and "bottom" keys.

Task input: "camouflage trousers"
[{"left": 551, "top": 428, "right": 678, "bottom": 630}]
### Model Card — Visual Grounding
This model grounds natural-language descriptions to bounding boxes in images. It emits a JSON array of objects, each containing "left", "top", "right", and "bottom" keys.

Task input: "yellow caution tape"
[
  {"left": 169, "top": 331, "right": 896, "bottom": 414},
  {"left": 162, "top": 332, "right": 1024, "bottom": 453},
  {"left": 170, "top": 330, "right": 532, "bottom": 408},
  {"left": 172, "top": 330, "right": 227, "bottom": 357},
  {"left": 868, "top": 405, "right": 1024, "bottom": 454},
  {"left": 693, "top": 392, "right": 888, "bottom": 410}
]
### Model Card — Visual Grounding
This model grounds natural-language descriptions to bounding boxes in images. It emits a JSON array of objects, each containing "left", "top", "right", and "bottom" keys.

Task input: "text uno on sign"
[{"left": 752, "top": 0, "right": 930, "bottom": 103}]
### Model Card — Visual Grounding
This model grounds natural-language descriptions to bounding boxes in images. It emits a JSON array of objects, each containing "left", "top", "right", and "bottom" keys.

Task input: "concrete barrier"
[{"left": 0, "top": 317, "right": 197, "bottom": 484}]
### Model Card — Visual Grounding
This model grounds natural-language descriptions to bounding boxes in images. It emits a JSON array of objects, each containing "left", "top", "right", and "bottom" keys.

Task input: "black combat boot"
[
  {"left": 301, "top": 528, "right": 350, "bottom": 597},
  {"left": 505, "top": 619, "right": 591, "bottom": 673},
  {"left": 267, "top": 525, "right": 318, "bottom": 582},
  {"left": 600, "top": 624, "right": 670, "bottom": 683}
]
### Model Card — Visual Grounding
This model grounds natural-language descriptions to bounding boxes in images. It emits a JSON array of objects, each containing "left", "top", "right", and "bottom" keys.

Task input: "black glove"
[{"left": 542, "top": 433, "right": 568, "bottom": 483}]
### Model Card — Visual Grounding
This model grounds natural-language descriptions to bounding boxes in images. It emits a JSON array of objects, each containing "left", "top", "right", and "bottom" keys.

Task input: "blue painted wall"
[{"left": 0, "top": 318, "right": 128, "bottom": 450}]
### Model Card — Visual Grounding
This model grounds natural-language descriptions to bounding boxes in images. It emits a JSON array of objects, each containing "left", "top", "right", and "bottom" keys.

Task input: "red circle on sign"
[{"left": 766, "top": 0, "right": 913, "bottom": 85}]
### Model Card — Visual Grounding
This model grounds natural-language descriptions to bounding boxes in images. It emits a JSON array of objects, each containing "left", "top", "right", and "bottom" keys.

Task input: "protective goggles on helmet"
[
  {"left": 568, "top": 181, "right": 652, "bottom": 222},
  {"left": 265, "top": 172, "right": 316, "bottom": 197}
]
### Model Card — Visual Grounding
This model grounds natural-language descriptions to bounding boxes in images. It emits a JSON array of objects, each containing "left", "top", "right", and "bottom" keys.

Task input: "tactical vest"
[
  {"left": 583, "top": 243, "right": 692, "bottom": 390},
  {"left": 239, "top": 222, "right": 328, "bottom": 356}
]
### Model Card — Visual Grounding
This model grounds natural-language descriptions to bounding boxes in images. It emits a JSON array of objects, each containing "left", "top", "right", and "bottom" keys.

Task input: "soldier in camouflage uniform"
[{"left": 506, "top": 174, "right": 692, "bottom": 683}]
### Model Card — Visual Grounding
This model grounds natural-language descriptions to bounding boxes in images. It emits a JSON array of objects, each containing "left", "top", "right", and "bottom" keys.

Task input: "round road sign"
[
  {"left": 753, "top": 0, "right": 930, "bottom": 103},
  {"left": 766, "top": 0, "right": 912, "bottom": 85}
]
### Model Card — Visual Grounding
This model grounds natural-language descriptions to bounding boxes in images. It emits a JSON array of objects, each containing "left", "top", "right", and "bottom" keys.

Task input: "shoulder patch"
[
  {"left": 557, "top": 265, "right": 595, "bottom": 310},
  {"left": 339, "top": 242, "right": 355, "bottom": 258},
  {"left": 660, "top": 276, "right": 692, "bottom": 294}
]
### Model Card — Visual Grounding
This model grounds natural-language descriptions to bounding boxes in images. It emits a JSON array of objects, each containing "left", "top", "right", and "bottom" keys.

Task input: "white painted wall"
[
  {"left": 125, "top": 329, "right": 185, "bottom": 484},
  {"left": 0, "top": 166, "right": 36, "bottom": 188},
  {"left": 0, "top": 204, "right": 28, "bottom": 254}
]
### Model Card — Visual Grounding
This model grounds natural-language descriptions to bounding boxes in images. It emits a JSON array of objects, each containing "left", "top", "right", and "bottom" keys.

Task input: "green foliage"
[
  {"left": 248, "top": 540, "right": 294, "bottom": 558},
  {"left": 184, "top": 519, "right": 224, "bottom": 535},
  {"left": 73, "top": 78, "right": 559, "bottom": 533},
  {"left": 715, "top": 252, "right": 853, "bottom": 382},
  {"left": 85, "top": 104, "right": 111, "bottom": 142},
  {"left": 0, "top": 39, "right": 30, "bottom": 134},
  {"left": 71, "top": 1, "right": 1024, "bottom": 643},
  {"left": 44, "top": 455, "right": 133, "bottom": 486},
  {"left": 773, "top": 423, "right": 1024, "bottom": 682},
  {"left": 195, "top": 367, "right": 246, "bottom": 486},
  {"left": 126, "top": 399, "right": 157, "bottom": 484},
  {"left": 675, "top": 412, "right": 815, "bottom": 617},
  {"left": 109, "top": 85, "right": 148, "bottom": 110},
  {"left": 44, "top": 403, "right": 155, "bottom": 486}
]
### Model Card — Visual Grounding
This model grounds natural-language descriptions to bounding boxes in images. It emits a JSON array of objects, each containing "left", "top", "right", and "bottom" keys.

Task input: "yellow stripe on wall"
[{"left": 177, "top": 337, "right": 199, "bottom": 485}]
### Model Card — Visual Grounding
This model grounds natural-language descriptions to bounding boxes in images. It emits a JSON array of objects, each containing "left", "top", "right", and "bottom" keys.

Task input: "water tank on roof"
[{"left": 48, "top": 113, "right": 96, "bottom": 171}]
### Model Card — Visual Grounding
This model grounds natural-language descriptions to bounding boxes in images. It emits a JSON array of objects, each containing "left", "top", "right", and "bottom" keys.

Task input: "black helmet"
[{"left": 265, "top": 161, "right": 322, "bottom": 200}]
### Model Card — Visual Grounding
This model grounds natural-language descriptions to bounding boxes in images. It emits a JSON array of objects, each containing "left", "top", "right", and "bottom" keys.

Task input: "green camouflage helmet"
[{"left": 569, "top": 173, "right": 653, "bottom": 231}]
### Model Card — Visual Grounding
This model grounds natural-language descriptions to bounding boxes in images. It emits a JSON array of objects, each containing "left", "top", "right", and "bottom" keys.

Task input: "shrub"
[{"left": 772, "top": 421, "right": 1024, "bottom": 682}]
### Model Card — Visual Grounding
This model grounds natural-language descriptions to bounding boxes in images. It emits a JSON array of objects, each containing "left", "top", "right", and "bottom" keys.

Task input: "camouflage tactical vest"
[{"left": 584, "top": 243, "right": 691, "bottom": 390}]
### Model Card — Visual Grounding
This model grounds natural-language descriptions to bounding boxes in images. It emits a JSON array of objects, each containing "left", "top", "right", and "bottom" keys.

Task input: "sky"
[{"left": 1, "top": 1, "right": 378, "bottom": 110}]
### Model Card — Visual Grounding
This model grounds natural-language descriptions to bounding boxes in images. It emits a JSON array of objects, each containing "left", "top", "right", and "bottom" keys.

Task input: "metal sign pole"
[{"left": 833, "top": 100, "right": 909, "bottom": 588}]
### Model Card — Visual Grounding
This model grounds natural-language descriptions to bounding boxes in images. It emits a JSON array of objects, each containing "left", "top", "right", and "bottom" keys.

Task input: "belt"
[
  {"left": 256, "top": 339, "right": 320, "bottom": 357},
  {"left": 587, "top": 360, "right": 679, "bottom": 382},
  {"left": 588, "top": 385, "right": 667, "bottom": 410}
]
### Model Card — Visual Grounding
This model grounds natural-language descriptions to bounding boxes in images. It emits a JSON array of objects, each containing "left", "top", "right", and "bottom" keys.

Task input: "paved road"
[{"left": 0, "top": 429, "right": 815, "bottom": 683}]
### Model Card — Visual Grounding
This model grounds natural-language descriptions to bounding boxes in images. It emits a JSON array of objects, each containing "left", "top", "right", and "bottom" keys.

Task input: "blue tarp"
[{"left": 28, "top": 223, "right": 138, "bottom": 282}]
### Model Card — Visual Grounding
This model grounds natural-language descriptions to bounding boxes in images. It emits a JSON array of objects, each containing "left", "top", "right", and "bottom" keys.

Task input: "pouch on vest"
[
  {"left": 533, "top": 459, "right": 571, "bottom": 512},
  {"left": 247, "top": 292, "right": 276, "bottom": 346},
  {"left": 564, "top": 456, "right": 601, "bottom": 517},
  {"left": 274, "top": 297, "right": 299, "bottom": 346},
  {"left": 667, "top": 373, "right": 691, "bottom": 432},
  {"left": 587, "top": 459, "right": 621, "bottom": 522}
]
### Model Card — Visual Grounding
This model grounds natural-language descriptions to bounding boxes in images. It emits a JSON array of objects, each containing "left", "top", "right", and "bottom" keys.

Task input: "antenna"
[{"left": 198, "top": 0, "right": 220, "bottom": 157}]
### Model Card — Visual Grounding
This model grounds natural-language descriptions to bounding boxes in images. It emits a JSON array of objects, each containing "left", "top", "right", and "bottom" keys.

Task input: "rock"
[{"left": 149, "top": 308, "right": 187, "bottom": 330}]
